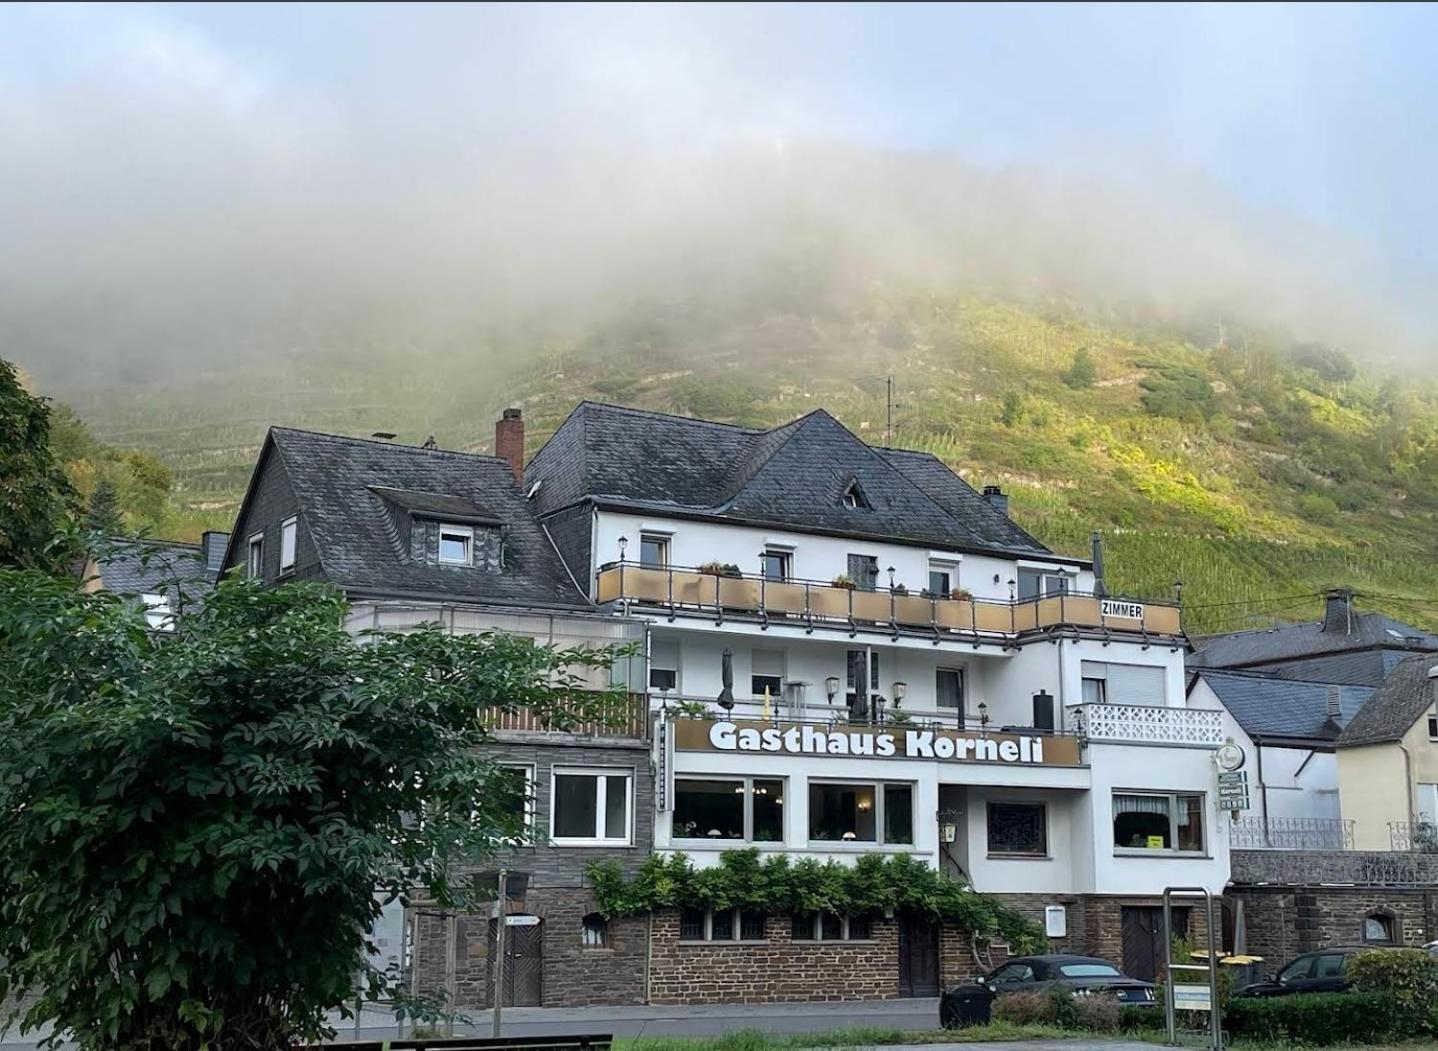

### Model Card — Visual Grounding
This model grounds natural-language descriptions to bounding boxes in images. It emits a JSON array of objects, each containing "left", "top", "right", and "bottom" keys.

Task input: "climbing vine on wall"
[{"left": 587, "top": 849, "right": 1045, "bottom": 953}]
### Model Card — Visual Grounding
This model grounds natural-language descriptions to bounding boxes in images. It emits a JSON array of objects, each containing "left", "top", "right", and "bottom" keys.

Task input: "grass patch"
[{"left": 616, "top": 1023, "right": 1096, "bottom": 1051}]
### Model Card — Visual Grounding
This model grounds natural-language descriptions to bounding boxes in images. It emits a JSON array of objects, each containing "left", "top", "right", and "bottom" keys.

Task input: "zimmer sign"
[{"left": 673, "top": 719, "right": 1081, "bottom": 767}]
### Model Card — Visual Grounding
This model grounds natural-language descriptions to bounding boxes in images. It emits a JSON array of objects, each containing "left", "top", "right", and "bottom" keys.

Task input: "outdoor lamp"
[
  {"left": 887, "top": 566, "right": 896, "bottom": 589},
  {"left": 1007, "top": 578, "right": 1016, "bottom": 601},
  {"left": 618, "top": 536, "right": 628, "bottom": 561},
  {"left": 978, "top": 701, "right": 990, "bottom": 728},
  {"left": 892, "top": 681, "right": 907, "bottom": 702},
  {"left": 825, "top": 676, "right": 841, "bottom": 703}
]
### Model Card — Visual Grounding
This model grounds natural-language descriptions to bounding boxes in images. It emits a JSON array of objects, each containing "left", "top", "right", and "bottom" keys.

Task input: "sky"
[{"left": 3, "top": 2, "right": 1437, "bottom": 382}]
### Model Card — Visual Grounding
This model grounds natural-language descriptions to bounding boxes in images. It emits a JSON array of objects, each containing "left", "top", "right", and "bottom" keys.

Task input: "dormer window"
[
  {"left": 438, "top": 524, "right": 474, "bottom": 565},
  {"left": 842, "top": 480, "right": 870, "bottom": 510}
]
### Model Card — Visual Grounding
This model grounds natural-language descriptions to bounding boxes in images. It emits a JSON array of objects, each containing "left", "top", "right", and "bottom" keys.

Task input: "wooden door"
[
  {"left": 489, "top": 918, "right": 543, "bottom": 1007},
  {"left": 897, "top": 911, "right": 940, "bottom": 997},
  {"left": 1121, "top": 906, "right": 1188, "bottom": 981}
]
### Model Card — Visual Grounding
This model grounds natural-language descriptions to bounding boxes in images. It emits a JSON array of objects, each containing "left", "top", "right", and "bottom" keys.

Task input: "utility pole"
[
  {"left": 492, "top": 868, "right": 508, "bottom": 1038},
  {"left": 444, "top": 910, "right": 458, "bottom": 1037},
  {"left": 885, "top": 376, "right": 894, "bottom": 448}
]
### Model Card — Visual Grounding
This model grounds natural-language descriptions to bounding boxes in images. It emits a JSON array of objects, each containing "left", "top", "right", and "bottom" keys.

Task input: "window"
[
  {"left": 581, "top": 913, "right": 608, "bottom": 949},
  {"left": 649, "top": 639, "right": 679, "bottom": 693},
  {"left": 1314, "top": 953, "right": 1347, "bottom": 978},
  {"left": 790, "top": 913, "right": 872, "bottom": 941},
  {"left": 928, "top": 566, "right": 952, "bottom": 597},
  {"left": 680, "top": 908, "right": 765, "bottom": 942},
  {"left": 751, "top": 648, "right": 784, "bottom": 698},
  {"left": 1112, "top": 792, "right": 1205, "bottom": 854},
  {"left": 936, "top": 668, "right": 965, "bottom": 719},
  {"left": 846, "top": 650, "right": 880, "bottom": 697},
  {"left": 1058, "top": 963, "right": 1121, "bottom": 978},
  {"left": 1277, "top": 956, "right": 1314, "bottom": 983},
  {"left": 1429, "top": 709, "right": 1437, "bottom": 741},
  {"left": 438, "top": 524, "right": 473, "bottom": 565},
  {"left": 639, "top": 533, "right": 670, "bottom": 568},
  {"left": 279, "top": 515, "right": 297, "bottom": 572},
  {"left": 808, "top": 781, "right": 913, "bottom": 844},
  {"left": 140, "top": 593, "right": 175, "bottom": 632},
  {"left": 1017, "top": 568, "right": 1071, "bottom": 600},
  {"left": 551, "top": 769, "right": 631, "bottom": 844},
  {"left": 762, "top": 548, "right": 792, "bottom": 582},
  {"left": 987, "top": 802, "right": 1048, "bottom": 856},
  {"left": 1362, "top": 913, "right": 1395, "bottom": 944},
  {"left": 1081, "top": 662, "right": 1166, "bottom": 706},
  {"left": 841, "top": 481, "right": 870, "bottom": 510},
  {"left": 247, "top": 532, "right": 263, "bottom": 578},
  {"left": 496, "top": 764, "right": 534, "bottom": 839},
  {"left": 1419, "top": 783, "right": 1438, "bottom": 824},
  {"left": 846, "top": 554, "right": 879, "bottom": 590},
  {"left": 989, "top": 962, "right": 1036, "bottom": 985},
  {"left": 672, "top": 777, "right": 783, "bottom": 843}
]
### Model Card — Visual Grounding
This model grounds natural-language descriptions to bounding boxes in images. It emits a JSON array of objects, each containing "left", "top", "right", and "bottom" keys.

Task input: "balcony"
[
  {"left": 596, "top": 563, "right": 1182, "bottom": 642},
  {"left": 1232, "top": 848, "right": 1438, "bottom": 887},
  {"left": 1230, "top": 817, "right": 1355, "bottom": 851},
  {"left": 484, "top": 693, "right": 650, "bottom": 740},
  {"left": 1389, "top": 821, "right": 1438, "bottom": 853},
  {"left": 1065, "top": 703, "right": 1223, "bottom": 747}
]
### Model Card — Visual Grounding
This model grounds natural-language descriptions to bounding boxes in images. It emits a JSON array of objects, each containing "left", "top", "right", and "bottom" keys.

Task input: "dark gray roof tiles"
[
  {"left": 1193, "top": 668, "right": 1373, "bottom": 742},
  {"left": 269, "top": 428, "right": 590, "bottom": 610},
  {"left": 1190, "top": 611, "right": 1438, "bottom": 673},
  {"left": 91, "top": 538, "right": 215, "bottom": 611},
  {"left": 1337, "top": 654, "right": 1438, "bottom": 748},
  {"left": 526, "top": 401, "right": 1056, "bottom": 559}
]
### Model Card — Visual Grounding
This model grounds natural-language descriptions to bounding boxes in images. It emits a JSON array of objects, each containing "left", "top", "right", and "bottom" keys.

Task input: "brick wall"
[
  {"left": 648, "top": 909, "right": 900, "bottom": 1005},
  {"left": 1232, "top": 885, "right": 1438, "bottom": 962}
]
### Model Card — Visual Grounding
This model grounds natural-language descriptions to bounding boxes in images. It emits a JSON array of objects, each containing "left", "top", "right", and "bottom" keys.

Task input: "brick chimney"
[
  {"left": 495, "top": 407, "right": 524, "bottom": 485},
  {"left": 1322, "top": 587, "right": 1355, "bottom": 635},
  {"left": 983, "top": 485, "right": 1009, "bottom": 517}
]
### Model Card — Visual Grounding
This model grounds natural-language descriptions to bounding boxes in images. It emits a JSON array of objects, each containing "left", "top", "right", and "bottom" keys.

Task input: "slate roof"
[
  {"left": 526, "top": 402, "right": 1058, "bottom": 560},
  {"left": 268, "top": 428, "right": 590, "bottom": 610},
  {"left": 1193, "top": 668, "right": 1373, "bottom": 743},
  {"left": 1337, "top": 654, "right": 1438, "bottom": 747},
  {"left": 1189, "top": 611, "right": 1438, "bottom": 678},
  {"left": 90, "top": 537, "right": 216, "bottom": 611}
]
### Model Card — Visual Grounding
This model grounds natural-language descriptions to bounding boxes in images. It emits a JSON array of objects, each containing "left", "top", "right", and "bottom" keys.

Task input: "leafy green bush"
[
  {"left": 1118, "top": 1004, "right": 1165, "bottom": 1032},
  {"left": 1345, "top": 947, "right": 1438, "bottom": 1005},
  {"left": 1225, "top": 990, "right": 1424, "bottom": 1046},
  {"left": 1070, "top": 993, "right": 1121, "bottom": 1031},
  {"left": 1062, "top": 347, "right": 1097, "bottom": 389},
  {"left": 990, "top": 990, "right": 1056, "bottom": 1026}
]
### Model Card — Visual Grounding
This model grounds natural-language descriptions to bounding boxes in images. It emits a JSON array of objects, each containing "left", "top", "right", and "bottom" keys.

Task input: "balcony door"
[
  {"left": 847, "top": 554, "right": 880, "bottom": 591},
  {"left": 936, "top": 668, "right": 965, "bottom": 726}
]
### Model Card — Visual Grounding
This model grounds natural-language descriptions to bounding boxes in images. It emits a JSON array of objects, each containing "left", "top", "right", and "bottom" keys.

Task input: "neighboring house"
[
  {"left": 224, "top": 421, "right": 652, "bottom": 1010},
  {"left": 83, "top": 532, "right": 228, "bottom": 628},
  {"left": 525, "top": 401, "right": 1226, "bottom": 992},
  {"left": 1337, "top": 655, "right": 1438, "bottom": 852},
  {"left": 1189, "top": 588, "right": 1438, "bottom": 686}
]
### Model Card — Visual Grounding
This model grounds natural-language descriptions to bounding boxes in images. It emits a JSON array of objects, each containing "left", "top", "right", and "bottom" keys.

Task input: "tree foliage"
[
  {"left": 0, "top": 358, "right": 78, "bottom": 571},
  {"left": 0, "top": 570, "right": 626, "bottom": 1050},
  {"left": 587, "top": 849, "right": 1045, "bottom": 953},
  {"left": 1061, "top": 346, "right": 1097, "bottom": 389}
]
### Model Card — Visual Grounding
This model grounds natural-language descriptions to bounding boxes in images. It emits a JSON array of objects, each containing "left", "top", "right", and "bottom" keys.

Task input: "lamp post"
[
  {"left": 618, "top": 536, "right": 628, "bottom": 562},
  {"left": 978, "top": 701, "right": 990, "bottom": 733},
  {"left": 887, "top": 566, "right": 896, "bottom": 590},
  {"left": 825, "top": 676, "right": 840, "bottom": 705}
]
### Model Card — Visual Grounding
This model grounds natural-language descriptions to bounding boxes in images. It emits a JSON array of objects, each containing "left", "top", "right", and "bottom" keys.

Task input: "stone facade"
[
  {"left": 1231, "top": 884, "right": 1438, "bottom": 964},
  {"left": 648, "top": 909, "right": 900, "bottom": 1005}
]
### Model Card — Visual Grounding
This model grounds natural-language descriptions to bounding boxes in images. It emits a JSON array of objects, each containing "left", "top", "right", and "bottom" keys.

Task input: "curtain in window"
[{"left": 1112, "top": 794, "right": 1170, "bottom": 816}]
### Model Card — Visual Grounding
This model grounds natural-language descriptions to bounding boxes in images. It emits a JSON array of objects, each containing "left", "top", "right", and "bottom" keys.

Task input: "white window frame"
[
  {"left": 927, "top": 560, "right": 959, "bottom": 598},
  {"left": 790, "top": 912, "right": 873, "bottom": 942},
  {"left": 247, "top": 532, "right": 264, "bottom": 578},
  {"left": 1081, "top": 661, "right": 1167, "bottom": 706},
  {"left": 498, "top": 763, "right": 536, "bottom": 841},
  {"left": 1112, "top": 790, "right": 1207, "bottom": 857},
  {"left": 648, "top": 638, "right": 680, "bottom": 694},
  {"left": 279, "top": 515, "right": 298, "bottom": 573},
  {"left": 437, "top": 523, "right": 474, "bottom": 566},
  {"left": 807, "top": 778, "right": 914, "bottom": 846},
  {"left": 679, "top": 907, "right": 767, "bottom": 943},
  {"left": 639, "top": 532, "right": 671, "bottom": 568},
  {"left": 549, "top": 767, "right": 633, "bottom": 846},
  {"left": 671, "top": 775, "right": 786, "bottom": 845},
  {"left": 762, "top": 546, "right": 793, "bottom": 582},
  {"left": 140, "top": 592, "right": 175, "bottom": 632}
]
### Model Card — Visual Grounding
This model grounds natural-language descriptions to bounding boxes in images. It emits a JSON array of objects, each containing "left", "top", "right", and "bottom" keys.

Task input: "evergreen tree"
[
  {"left": 84, "top": 478, "right": 124, "bottom": 536},
  {"left": 1062, "top": 346, "right": 1097, "bottom": 389}
]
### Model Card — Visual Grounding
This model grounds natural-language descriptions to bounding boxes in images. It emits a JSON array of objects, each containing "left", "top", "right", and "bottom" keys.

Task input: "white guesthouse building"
[{"left": 527, "top": 402, "right": 1228, "bottom": 985}]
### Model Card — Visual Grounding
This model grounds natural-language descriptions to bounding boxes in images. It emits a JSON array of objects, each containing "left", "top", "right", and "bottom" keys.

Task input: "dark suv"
[{"left": 1234, "top": 947, "right": 1367, "bottom": 998}]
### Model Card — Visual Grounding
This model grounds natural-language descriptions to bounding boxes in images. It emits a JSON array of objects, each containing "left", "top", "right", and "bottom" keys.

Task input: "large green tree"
[
  {"left": 0, "top": 358, "right": 78, "bottom": 570},
  {"left": 0, "top": 570, "right": 624, "bottom": 1049}
]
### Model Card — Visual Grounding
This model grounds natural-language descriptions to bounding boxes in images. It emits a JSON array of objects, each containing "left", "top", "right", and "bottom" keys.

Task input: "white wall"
[
  {"left": 593, "top": 511, "right": 1093, "bottom": 601},
  {"left": 962, "top": 785, "right": 1084, "bottom": 894}
]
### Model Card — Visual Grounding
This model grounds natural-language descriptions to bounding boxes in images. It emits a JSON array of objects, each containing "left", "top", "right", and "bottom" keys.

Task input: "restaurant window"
[
  {"left": 1081, "top": 661, "right": 1166, "bottom": 706},
  {"left": 809, "top": 781, "right": 912, "bottom": 844},
  {"left": 762, "top": 548, "right": 792, "bottom": 582},
  {"left": 790, "top": 913, "right": 872, "bottom": 941},
  {"left": 987, "top": 802, "right": 1047, "bottom": 856},
  {"left": 1112, "top": 792, "right": 1205, "bottom": 854},
  {"left": 639, "top": 533, "right": 670, "bottom": 568},
  {"left": 680, "top": 908, "right": 766, "bottom": 942},
  {"left": 672, "top": 777, "right": 784, "bottom": 843},
  {"left": 279, "top": 515, "right": 298, "bottom": 573},
  {"left": 751, "top": 648, "right": 785, "bottom": 698},
  {"left": 551, "top": 769, "right": 631, "bottom": 844},
  {"left": 649, "top": 639, "right": 679, "bottom": 693}
]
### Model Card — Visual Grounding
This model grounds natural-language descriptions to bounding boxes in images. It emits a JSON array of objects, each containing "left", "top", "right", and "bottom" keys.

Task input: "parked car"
[
  {"left": 939, "top": 954, "right": 1158, "bottom": 1028},
  {"left": 1426, "top": 940, "right": 1438, "bottom": 958},
  {"left": 1233, "top": 947, "right": 1367, "bottom": 998}
]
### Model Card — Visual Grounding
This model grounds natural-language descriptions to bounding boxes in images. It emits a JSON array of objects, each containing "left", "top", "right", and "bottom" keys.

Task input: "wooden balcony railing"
[
  {"left": 595, "top": 563, "right": 1182, "bottom": 639},
  {"left": 483, "top": 692, "right": 650, "bottom": 740}
]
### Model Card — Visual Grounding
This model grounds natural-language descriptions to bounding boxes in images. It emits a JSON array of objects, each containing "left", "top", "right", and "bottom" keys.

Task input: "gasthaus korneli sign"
[{"left": 672, "top": 719, "right": 1083, "bottom": 767}]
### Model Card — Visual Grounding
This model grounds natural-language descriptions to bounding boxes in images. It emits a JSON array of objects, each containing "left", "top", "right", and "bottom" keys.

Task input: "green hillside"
[{"left": 54, "top": 291, "right": 1438, "bottom": 636}]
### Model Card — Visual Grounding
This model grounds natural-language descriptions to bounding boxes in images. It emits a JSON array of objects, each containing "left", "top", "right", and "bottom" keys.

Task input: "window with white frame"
[
  {"left": 1112, "top": 792, "right": 1205, "bottom": 854},
  {"left": 751, "top": 649, "right": 784, "bottom": 698},
  {"left": 496, "top": 763, "right": 535, "bottom": 840},
  {"left": 1017, "top": 567, "right": 1071, "bottom": 600},
  {"left": 808, "top": 781, "right": 913, "bottom": 845},
  {"left": 790, "top": 913, "right": 872, "bottom": 941},
  {"left": 140, "top": 593, "right": 175, "bottom": 632},
  {"left": 551, "top": 768, "right": 631, "bottom": 844},
  {"left": 762, "top": 547, "right": 792, "bottom": 582},
  {"left": 679, "top": 907, "right": 766, "bottom": 942},
  {"left": 927, "top": 562, "right": 957, "bottom": 598},
  {"left": 649, "top": 639, "right": 679, "bottom": 693},
  {"left": 279, "top": 515, "right": 298, "bottom": 573},
  {"left": 672, "top": 777, "right": 783, "bottom": 843},
  {"left": 247, "top": 532, "right": 264, "bottom": 578},
  {"left": 1081, "top": 661, "right": 1166, "bottom": 706},
  {"left": 639, "top": 533, "right": 670, "bottom": 568},
  {"left": 1428, "top": 705, "right": 1437, "bottom": 742},
  {"left": 438, "top": 523, "right": 473, "bottom": 565},
  {"left": 1417, "top": 783, "right": 1438, "bottom": 824}
]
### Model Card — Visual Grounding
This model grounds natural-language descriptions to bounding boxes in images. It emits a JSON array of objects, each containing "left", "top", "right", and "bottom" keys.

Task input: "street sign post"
[{"left": 1163, "top": 887, "right": 1222, "bottom": 1051}]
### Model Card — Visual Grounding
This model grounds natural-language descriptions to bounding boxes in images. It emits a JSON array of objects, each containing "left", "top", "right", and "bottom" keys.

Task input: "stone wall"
[
  {"left": 1231, "top": 884, "right": 1438, "bottom": 963},
  {"left": 648, "top": 909, "right": 899, "bottom": 1004}
]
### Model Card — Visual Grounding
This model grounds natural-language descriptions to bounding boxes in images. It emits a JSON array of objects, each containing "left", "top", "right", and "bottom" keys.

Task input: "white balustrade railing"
[{"left": 1065, "top": 703, "right": 1223, "bottom": 747}]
